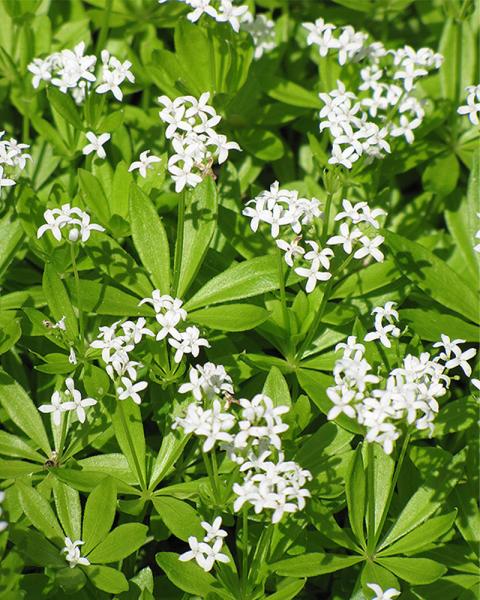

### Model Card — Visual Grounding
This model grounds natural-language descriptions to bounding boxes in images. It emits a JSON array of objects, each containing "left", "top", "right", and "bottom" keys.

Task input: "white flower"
[
  {"left": 37, "top": 205, "right": 104, "bottom": 243},
  {"left": 128, "top": 150, "right": 162, "bottom": 178},
  {"left": 121, "top": 318, "right": 155, "bottom": 344},
  {"left": 458, "top": 84, "right": 480, "bottom": 126},
  {"left": 96, "top": 68, "right": 125, "bottom": 101},
  {"left": 295, "top": 262, "right": 331, "bottom": 293},
  {"left": 444, "top": 346, "right": 477, "bottom": 377},
  {"left": 62, "top": 378, "right": 97, "bottom": 423},
  {"left": 0, "top": 166, "right": 15, "bottom": 191},
  {"left": 179, "top": 362, "right": 233, "bottom": 401},
  {"left": 215, "top": 0, "right": 250, "bottom": 33},
  {"left": 327, "top": 222, "right": 362, "bottom": 254},
  {"left": 53, "top": 316, "right": 67, "bottom": 331},
  {"left": 241, "top": 14, "right": 276, "bottom": 60},
  {"left": 366, "top": 583, "right": 400, "bottom": 600},
  {"left": 62, "top": 537, "right": 90, "bottom": 568},
  {"left": 68, "top": 348, "right": 77, "bottom": 365},
  {"left": 353, "top": 235, "right": 385, "bottom": 262},
  {"left": 169, "top": 326, "right": 210, "bottom": 363},
  {"left": 326, "top": 385, "right": 356, "bottom": 420},
  {"left": 38, "top": 391, "right": 66, "bottom": 427},
  {"left": 201, "top": 516, "right": 228, "bottom": 543},
  {"left": 117, "top": 377, "right": 148, "bottom": 405},
  {"left": 276, "top": 238, "right": 305, "bottom": 267},
  {"left": 82, "top": 131, "right": 110, "bottom": 159},
  {"left": 200, "top": 538, "right": 230, "bottom": 571}
]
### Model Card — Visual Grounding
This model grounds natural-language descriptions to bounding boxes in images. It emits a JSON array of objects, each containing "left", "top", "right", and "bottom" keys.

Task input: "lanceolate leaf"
[
  {"left": 87, "top": 523, "right": 149, "bottom": 563},
  {"left": 155, "top": 552, "right": 217, "bottom": 597},
  {"left": 271, "top": 553, "right": 363, "bottom": 577},
  {"left": 345, "top": 445, "right": 366, "bottom": 547},
  {"left": 82, "top": 477, "right": 117, "bottom": 554},
  {"left": 176, "top": 177, "right": 217, "bottom": 298},
  {"left": 0, "top": 369, "right": 51, "bottom": 456},
  {"left": 152, "top": 496, "right": 203, "bottom": 541},
  {"left": 53, "top": 479, "right": 82, "bottom": 541},
  {"left": 189, "top": 303, "right": 270, "bottom": 331},
  {"left": 43, "top": 262, "right": 79, "bottom": 340},
  {"left": 17, "top": 482, "right": 64, "bottom": 542},
  {"left": 129, "top": 183, "right": 171, "bottom": 294},
  {"left": 376, "top": 557, "right": 446, "bottom": 585}
]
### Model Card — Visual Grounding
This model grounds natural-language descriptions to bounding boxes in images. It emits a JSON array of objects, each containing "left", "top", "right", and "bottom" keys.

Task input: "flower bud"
[{"left": 68, "top": 228, "right": 80, "bottom": 242}]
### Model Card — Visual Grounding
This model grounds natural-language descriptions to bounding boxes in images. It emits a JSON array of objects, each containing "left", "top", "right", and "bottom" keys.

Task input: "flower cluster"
[
  {"left": 159, "top": 0, "right": 276, "bottom": 58},
  {"left": 159, "top": 92, "right": 240, "bottom": 192},
  {"left": 62, "top": 537, "right": 90, "bottom": 568},
  {"left": 38, "top": 378, "right": 97, "bottom": 425},
  {"left": 139, "top": 291, "right": 210, "bottom": 363},
  {"left": 457, "top": 84, "right": 480, "bottom": 126},
  {"left": 304, "top": 20, "right": 443, "bottom": 167},
  {"left": 0, "top": 491, "right": 7, "bottom": 532},
  {"left": 179, "top": 517, "right": 230, "bottom": 572},
  {"left": 0, "top": 131, "right": 31, "bottom": 193},
  {"left": 28, "top": 41, "right": 134, "bottom": 104},
  {"left": 179, "top": 362, "right": 234, "bottom": 401},
  {"left": 175, "top": 372, "right": 312, "bottom": 523},
  {"left": 364, "top": 301, "right": 400, "bottom": 348},
  {"left": 37, "top": 204, "right": 105, "bottom": 243},
  {"left": 90, "top": 319, "right": 154, "bottom": 404},
  {"left": 327, "top": 332, "right": 477, "bottom": 454}
]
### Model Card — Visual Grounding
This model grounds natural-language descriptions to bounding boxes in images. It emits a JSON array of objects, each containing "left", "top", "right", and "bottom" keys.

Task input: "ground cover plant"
[{"left": 0, "top": 0, "right": 479, "bottom": 598}]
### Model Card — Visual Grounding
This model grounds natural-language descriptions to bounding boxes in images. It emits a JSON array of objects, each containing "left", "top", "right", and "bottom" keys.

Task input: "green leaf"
[
  {"left": 155, "top": 552, "right": 217, "bottom": 596},
  {"left": 264, "top": 76, "right": 322, "bottom": 109},
  {"left": 189, "top": 303, "right": 270, "bottom": 331},
  {"left": 152, "top": 496, "right": 203, "bottom": 541},
  {"left": 268, "top": 579, "right": 306, "bottom": 600},
  {"left": 378, "top": 511, "right": 457, "bottom": 557},
  {"left": 0, "top": 369, "right": 50, "bottom": 455},
  {"left": 0, "top": 431, "right": 44, "bottom": 462},
  {"left": 53, "top": 479, "right": 82, "bottom": 541},
  {"left": 47, "top": 87, "right": 83, "bottom": 130},
  {"left": 236, "top": 128, "right": 284, "bottom": 161},
  {"left": 85, "top": 233, "right": 153, "bottom": 298},
  {"left": 263, "top": 366, "right": 291, "bottom": 407},
  {"left": 10, "top": 528, "right": 66, "bottom": 568},
  {"left": 385, "top": 231, "right": 479, "bottom": 324},
  {"left": 66, "top": 278, "right": 152, "bottom": 316},
  {"left": 31, "top": 116, "right": 70, "bottom": 156},
  {"left": 271, "top": 553, "right": 363, "bottom": 577},
  {"left": 379, "top": 449, "right": 465, "bottom": 550},
  {"left": 85, "top": 565, "right": 129, "bottom": 594},
  {"left": 0, "top": 310, "right": 21, "bottom": 355},
  {"left": 0, "top": 210, "right": 24, "bottom": 278},
  {"left": 0, "top": 459, "right": 43, "bottom": 478},
  {"left": 376, "top": 557, "right": 446, "bottom": 584},
  {"left": 87, "top": 523, "right": 148, "bottom": 563},
  {"left": 17, "top": 482, "right": 64, "bottom": 541},
  {"left": 110, "top": 400, "right": 146, "bottom": 487},
  {"left": 82, "top": 477, "right": 117, "bottom": 554},
  {"left": 185, "top": 255, "right": 293, "bottom": 311},
  {"left": 78, "top": 168, "right": 110, "bottom": 226},
  {"left": 422, "top": 153, "right": 460, "bottom": 196},
  {"left": 129, "top": 184, "right": 171, "bottom": 295},
  {"left": 42, "top": 263, "right": 79, "bottom": 340},
  {"left": 400, "top": 308, "right": 479, "bottom": 342},
  {"left": 345, "top": 445, "right": 366, "bottom": 546},
  {"left": 149, "top": 431, "right": 188, "bottom": 489},
  {"left": 176, "top": 178, "right": 217, "bottom": 298},
  {"left": 366, "top": 443, "right": 395, "bottom": 536}
]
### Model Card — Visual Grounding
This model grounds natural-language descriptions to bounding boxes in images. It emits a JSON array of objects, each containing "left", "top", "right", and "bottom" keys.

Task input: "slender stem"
[
  {"left": 95, "top": 0, "right": 113, "bottom": 56},
  {"left": 297, "top": 277, "right": 334, "bottom": 359},
  {"left": 172, "top": 190, "right": 186, "bottom": 295},
  {"left": 241, "top": 507, "right": 249, "bottom": 598},
  {"left": 321, "top": 190, "right": 333, "bottom": 246},
  {"left": 210, "top": 450, "right": 221, "bottom": 501},
  {"left": 375, "top": 432, "right": 411, "bottom": 550},
  {"left": 276, "top": 247, "right": 291, "bottom": 355},
  {"left": 117, "top": 398, "right": 147, "bottom": 490},
  {"left": 70, "top": 243, "right": 84, "bottom": 344},
  {"left": 366, "top": 442, "right": 376, "bottom": 554},
  {"left": 57, "top": 411, "right": 70, "bottom": 462},
  {"left": 203, "top": 451, "right": 219, "bottom": 503}
]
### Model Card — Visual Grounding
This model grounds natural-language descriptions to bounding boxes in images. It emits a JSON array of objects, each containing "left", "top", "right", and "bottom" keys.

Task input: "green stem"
[
  {"left": 210, "top": 450, "right": 221, "bottom": 501},
  {"left": 95, "top": 0, "right": 113, "bottom": 56},
  {"left": 241, "top": 507, "right": 249, "bottom": 598},
  {"left": 117, "top": 398, "right": 147, "bottom": 490},
  {"left": 375, "top": 432, "right": 411, "bottom": 550},
  {"left": 276, "top": 247, "right": 292, "bottom": 355},
  {"left": 172, "top": 190, "right": 186, "bottom": 295},
  {"left": 366, "top": 442, "right": 376, "bottom": 554},
  {"left": 321, "top": 190, "right": 333, "bottom": 246},
  {"left": 297, "top": 277, "right": 334, "bottom": 359},
  {"left": 70, "top": 243, "right": 84, "bottom": 345},
  {"left": 203, "top": 451, "right": 219, "bottom": 503},
  {"left": 57, "top": 411, "right": 70, "bottom": 462}
]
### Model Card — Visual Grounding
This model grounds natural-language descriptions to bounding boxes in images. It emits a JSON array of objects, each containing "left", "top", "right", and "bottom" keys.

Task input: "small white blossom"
[
  {"left": 366, "top": 583, "right": 400, "bottom": 600},
  {"left": 82, "top": 131, "right": 110, "bottom": 159},
  {"left": 63, "top": 537, "right": 90, "bottom": 568},
  {"left": 128, "top": 150, "right": 162, "bottom": 178}
]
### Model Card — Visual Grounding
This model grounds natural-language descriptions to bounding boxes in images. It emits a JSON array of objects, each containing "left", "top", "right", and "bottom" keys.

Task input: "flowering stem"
[
  {"left": 374, "top": 432, "right": 411, "bottom": 550},
  {"left": 366, "top": 442, "right": 376, "bottom": 554},
  {"left": 56, "top": 411, "right": 70, "bottom": 463},
  {"left": 70, "top": 243, "right": 84, "bottom": 345},
  {"left": 203, "top": 451, "right": 219, "bottom": 503},
  {"left": 172, "top": 189, "right": 186, "bottom": 295},
  {"left": 96, "top": 0, "right": 113, "bottom": 56},
  {"left": 241, "top": 507, "right": 249, "bottom": 598},
  {"left": 210, "top": 449, "right": 221, "bottom": 501},
  {"left": 117, "top": 398, "right": 147, "bottom": 490},
  {"left": 297, "top": 277, "right": 334, "bottom": 359},
  {"left": 276, "top": 247, "right": 292, "bottom": 355}
]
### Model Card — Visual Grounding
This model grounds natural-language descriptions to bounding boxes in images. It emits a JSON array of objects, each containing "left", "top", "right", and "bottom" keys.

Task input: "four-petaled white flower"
[
  {"left": 128, "top": 150, "right": 162, "bottom": 178},
  {"left": 62, "top": 537, "right": 90, "bottom": 568},
  {"left": 117, "top": 377, "right": 148, "bottom": 405},
  {"left": 62, "top": 378, "right": 98, "bottom": 423},
  {"left": 38, "top": 390, "right": 66, "bottom": 427},
  {"left": 82, "top": 131, "right": 111, "bottom": 159},
  {"left": 366, "top": 583, "right": 400, "bottom": 600}
]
